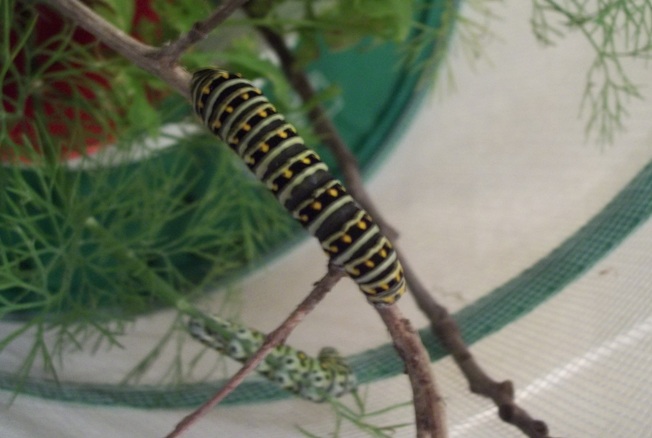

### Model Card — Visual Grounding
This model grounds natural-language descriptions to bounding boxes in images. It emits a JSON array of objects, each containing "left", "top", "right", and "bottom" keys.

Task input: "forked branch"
[
  {"left": 44, "top": 0, "right": 190, "bottom": 97},
  {"left": 155, "top": 0, "right": 250, "bottom": 63}
]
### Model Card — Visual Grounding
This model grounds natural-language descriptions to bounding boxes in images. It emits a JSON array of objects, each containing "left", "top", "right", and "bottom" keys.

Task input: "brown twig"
[
  {"left": 376, "top": 304, "right": 448, "bottom": 438},
  {"left": 155, "top": 0, "right": 250, "bottom": 63},
  {"left": 401, "top": 259, "right": 551, "bottom": 438},
  {"left": 165, "top": 265, "right": 346, "bottom": 438},
  {"left": 44, "top": 0, "right": 191, "bottom": 98},
  {"left": 45, "top": 0, "right": 253, "bottom": 96}
]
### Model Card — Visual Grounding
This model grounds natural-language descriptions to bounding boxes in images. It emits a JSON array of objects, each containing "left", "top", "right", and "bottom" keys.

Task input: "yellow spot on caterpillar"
[
  {"left": 381, "top": 283, "right": 389, "bottom": 290},
  {"left": 260, "top": 143, "right": 270, "bottom": 153},
  {"left": 242, "top": 92, "right": 250, "bottom": 99},
  {"left": 202, "top": 86, "right": 210, "bottom": 94},
  {"left": 241, "top": 123, "right": 251, "bottom": 131},
  {"left": 312, "top": 201, "right": 322, "bottom": 211},
  {"left": 283, "top": 169, "right": 293, "bottom": 179},
  {"left": 329, "top": 245, "right": 338, "bottom": 253},
  {"left": 357, "top": 220, "right": 367, "bottom": 230},
  {"left": 258, "top": 109, "right": 268, "bottom": 117},
  {"left": 212, "top": 120, "right": 221, "bottom": 129},
  {"left": 300, "top": 214, "right": 309, "bottom": 222},
  {"left": 253, "top": 87, "right": 262, "bottom": 94},
  {"left": 226, "top": 106, "right": 234, "bottom": 113},
  {"left": 365, "top": 260, "right": 375, "bottom": 268},
  {"left": 278, "top": 130, "right": 288, "bottom": 139},
  {"left": 245, "top": 156, "right": 255, "bottom": 164},
  {"left": 350, "top": 267, "right": 360, "bottom": 276},
  {"left": 328, "top": 188, "right": 338, "bottom": 197},
  {"left": 379, "top": 248, "right": 387, "bottom": 258},
  {"left": 271, "top": 183, "right": 278, "bottom": 191},
  {"left": 302, "top": 157, "right": 312, "bottom": 164},
  {"left": 341, "top": 234, "right": 352, "bottom": 244}
]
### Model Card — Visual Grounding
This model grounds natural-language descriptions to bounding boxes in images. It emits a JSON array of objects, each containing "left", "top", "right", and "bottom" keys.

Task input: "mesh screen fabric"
[{"left": 444, "top": 219, "right": 652, "bottom": 437}]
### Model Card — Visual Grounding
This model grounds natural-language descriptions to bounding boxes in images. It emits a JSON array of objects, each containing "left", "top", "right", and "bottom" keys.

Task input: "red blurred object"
[{"left": 3, "top": 2, "right": 160, "bottom": 162}]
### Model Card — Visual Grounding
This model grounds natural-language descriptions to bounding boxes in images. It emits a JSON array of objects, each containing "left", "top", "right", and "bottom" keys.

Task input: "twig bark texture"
[{"left": 377, "top": 305, "right": 448, "bottom": 438}]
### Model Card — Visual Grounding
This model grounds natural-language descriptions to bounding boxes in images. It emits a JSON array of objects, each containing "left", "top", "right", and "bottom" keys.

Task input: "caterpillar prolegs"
[
  {"left": 187, "top": 316, "right": 357, "bottom": 402},
  {"left": 191, "top": 68, "right": 406, "bottom": 305}
]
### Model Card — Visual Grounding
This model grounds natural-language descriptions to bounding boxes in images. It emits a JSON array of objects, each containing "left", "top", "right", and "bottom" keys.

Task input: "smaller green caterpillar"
[{"left": 187, "top": 316, "right": 358, "bottom": 402}]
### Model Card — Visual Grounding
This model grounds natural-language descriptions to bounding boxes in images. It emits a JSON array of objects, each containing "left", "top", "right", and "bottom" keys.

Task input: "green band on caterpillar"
[
  {"left": 191, "top": 68, "right": 406, "bottom": 305},
  {"left": 187, "top": 316, "right": 357, "bottom": 402}
]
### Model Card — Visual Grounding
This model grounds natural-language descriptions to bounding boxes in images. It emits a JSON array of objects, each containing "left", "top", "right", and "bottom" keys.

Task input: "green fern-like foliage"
[{"left": 531, "top": 0, "right": 652, "bottom": 143}]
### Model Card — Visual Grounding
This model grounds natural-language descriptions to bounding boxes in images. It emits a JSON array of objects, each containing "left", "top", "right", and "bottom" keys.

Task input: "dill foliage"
[{"left": 531, "top": 0, "right": 652, "bottom": 143}]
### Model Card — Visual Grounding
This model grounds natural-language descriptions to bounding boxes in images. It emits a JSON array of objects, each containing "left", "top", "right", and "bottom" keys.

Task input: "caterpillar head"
[{"left": 186, "top": 316, "right": 228, "bottom": 352}]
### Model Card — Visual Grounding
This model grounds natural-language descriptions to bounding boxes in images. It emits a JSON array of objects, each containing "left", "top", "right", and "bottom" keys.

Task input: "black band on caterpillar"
[
  {"left": 191, "top": 68, "right": 406, "bottom": 305},
  {"left": 187, "top": 316, "right": 357, "bottom": 402}
]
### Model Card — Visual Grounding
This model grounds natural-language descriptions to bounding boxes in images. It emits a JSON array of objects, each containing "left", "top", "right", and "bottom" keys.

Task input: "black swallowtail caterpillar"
[
  {"left": 191, "top": 68, "right": 406, "bottom": 305},
  {"left": 187, "top": 315, "right": 357, "bottom": 402}
]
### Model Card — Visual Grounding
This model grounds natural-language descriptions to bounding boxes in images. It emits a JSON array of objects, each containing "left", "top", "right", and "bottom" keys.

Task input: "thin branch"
[
  {"left": 376, "top": 304, "right": 448, "bottom": 438},
  {"left": 400, "top": 257, "right": 551, "bottom": 438},
  {"left": 45, "top": 0, "right": 191, "bottom": 98},
  {"left": 165, "top": 265, "right": 346, "bottom": 438},
  {"left": 155, "top": 0, "right": 250, "bottom": 62}
]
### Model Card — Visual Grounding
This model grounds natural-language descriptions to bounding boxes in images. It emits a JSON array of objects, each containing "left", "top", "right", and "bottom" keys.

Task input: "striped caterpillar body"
[
  {"left": 187, "top": 316, "right": 357, "bottom": 402},
  {"left": 191, "top": 68, "right": 406, "bottom": 305}
]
